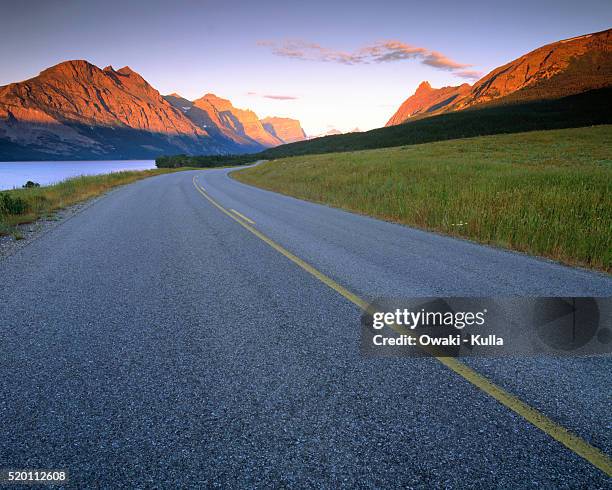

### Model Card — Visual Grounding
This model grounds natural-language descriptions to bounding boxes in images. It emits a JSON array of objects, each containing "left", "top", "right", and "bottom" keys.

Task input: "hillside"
[{"left": 387, "top": 28, "right": 611, "bottom": 125}]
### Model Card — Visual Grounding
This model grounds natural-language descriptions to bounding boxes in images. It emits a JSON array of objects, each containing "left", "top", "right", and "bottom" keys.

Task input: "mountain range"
[
  {"left": 1, "top": 28, "right": 610, "bottom": 161},
  {"left": 387, "top": 28, "right": 611, "bottom": 126},
  {"left": 0, "top": 61, "right": 306, "bottom": 160}
]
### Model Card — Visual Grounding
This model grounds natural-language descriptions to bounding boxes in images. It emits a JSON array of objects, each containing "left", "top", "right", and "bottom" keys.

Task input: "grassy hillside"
[
  {"left": 234, "top": 126, "right": 612, "bottom": 272},
  {"left": 157, "top": 88, "right": 612, "bottom": 168},
  {"left": 0, "top": 168, "right": 187, "bottom": 237}
]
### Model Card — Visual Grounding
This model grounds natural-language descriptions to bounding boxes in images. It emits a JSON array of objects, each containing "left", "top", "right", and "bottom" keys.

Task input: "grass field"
[
  {"left": 234, "top": 126, "right": 612, "bottom": 272},
  {"left": 0, "top": 168, "right": 187, "bottom": 237}
]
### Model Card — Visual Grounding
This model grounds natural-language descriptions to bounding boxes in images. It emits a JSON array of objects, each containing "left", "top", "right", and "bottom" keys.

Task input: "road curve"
[{"left": 0, "top": 168, "right": 610, "bottom": 487}]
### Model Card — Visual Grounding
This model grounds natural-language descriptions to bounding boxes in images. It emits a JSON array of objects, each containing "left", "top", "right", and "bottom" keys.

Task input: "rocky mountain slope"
[
  {"left": 260, "top": 117, "right": 307, "bottom": 144},
  {"left": 0, "top": 61, "right": 303, "bottom": 160},
  {"left": 193, "top": 94, "right": 283, "bottom": 147},
  {"left": 385, "top": 82, "right": 471, "bottom": 126},
  {"left": 163, "top": 93, "right": 260, "bottom": 151},
  {"left": 165, "top": 94, "right": 307, "bottom": 148},
  {"left": 387, "top": 28, "right": 611, "bottom": 126},
  {"left": 0, "top": 61, "right": 220, "bottom": 159}
]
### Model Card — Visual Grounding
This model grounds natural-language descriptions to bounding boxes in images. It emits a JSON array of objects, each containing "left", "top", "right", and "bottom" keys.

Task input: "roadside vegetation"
[
  {"left": 0, "top": 168, "right": 188, "bottom": 236},
  {"left": 234, "top": 126, "right": 612, "bottom": 272},
  {"left": 157, "top": 88, "right": 612, "bottom": 168}
]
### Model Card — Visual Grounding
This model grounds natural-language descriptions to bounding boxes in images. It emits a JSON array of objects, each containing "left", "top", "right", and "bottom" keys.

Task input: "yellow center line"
[
  {"left": 191, "top": 173, "right": 612, "bottom": 477},
  {"left": 230, "top": 208, "right": 256, "bottom": 224}
]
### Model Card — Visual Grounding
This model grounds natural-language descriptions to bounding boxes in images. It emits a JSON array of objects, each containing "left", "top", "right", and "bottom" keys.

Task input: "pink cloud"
[
  {"left": 247, "top": 91, "right": 299, "bottom": 100},
  {"left": 454, "top": 70, "right": 483, "bottom": 81},
  {"left": 422, "top": 51, "right": 470, "bottom": 70},
  {"left": 263, "top": 94, "right": 299, "bottom": 100},
  {"left": 259, "top": 39, "right": 481, "bottom": 79}
]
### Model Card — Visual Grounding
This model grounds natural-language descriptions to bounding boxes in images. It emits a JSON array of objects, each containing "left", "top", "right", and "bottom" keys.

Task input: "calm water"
[{"left": 0, "top": 160, "right": 156, "bottom": 190}]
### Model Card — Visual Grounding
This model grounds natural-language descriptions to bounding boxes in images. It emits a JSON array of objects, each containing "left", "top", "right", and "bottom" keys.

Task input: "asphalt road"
[{"left": 0, "top": 168, "right": 610, "bottom": 488}]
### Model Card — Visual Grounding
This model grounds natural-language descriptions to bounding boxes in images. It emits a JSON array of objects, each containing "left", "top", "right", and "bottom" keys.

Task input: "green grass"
[
  {"left": 234, "top": 126, "right": 612, "bottom": 272},
  {"left": 0, "top": 168, "right": 189, "bottom": 235}
]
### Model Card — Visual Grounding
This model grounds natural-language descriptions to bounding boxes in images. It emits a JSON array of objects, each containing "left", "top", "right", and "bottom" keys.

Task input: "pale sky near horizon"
[{"left": 1, "top": 0, "right": 610, "bottom": 135}]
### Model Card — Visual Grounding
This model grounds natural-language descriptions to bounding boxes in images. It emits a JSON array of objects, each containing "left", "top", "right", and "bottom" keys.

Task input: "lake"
[{"left": 0, "top": 160, "right": 156, "bottom": 191}]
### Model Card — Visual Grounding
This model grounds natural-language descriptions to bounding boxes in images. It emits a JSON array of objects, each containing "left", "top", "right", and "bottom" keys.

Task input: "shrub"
[{"left": 0, "top": 193, "right": 29, "bottom": 215}]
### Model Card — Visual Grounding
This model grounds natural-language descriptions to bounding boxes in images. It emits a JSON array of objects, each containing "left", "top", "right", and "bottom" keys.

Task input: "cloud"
[
  {"left": 246, "top": 91, "right": 299, "bottom": 100},
  {"left": 263, "top": 94, "right": 298, "bottom": 100},
  {"left": 454, "top": 70, "right": 483, "bottom": 81},
  {"left": 422, "top": 51, "right": 468, "bottom": 70},
  {"left": 259, "top": 39, "right": 482, "bottom": 80}
]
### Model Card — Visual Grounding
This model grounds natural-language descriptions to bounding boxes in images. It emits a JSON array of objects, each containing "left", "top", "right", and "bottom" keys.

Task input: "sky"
[{"left": 1, "top": 0, "right": 610, "bottom": 136}]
